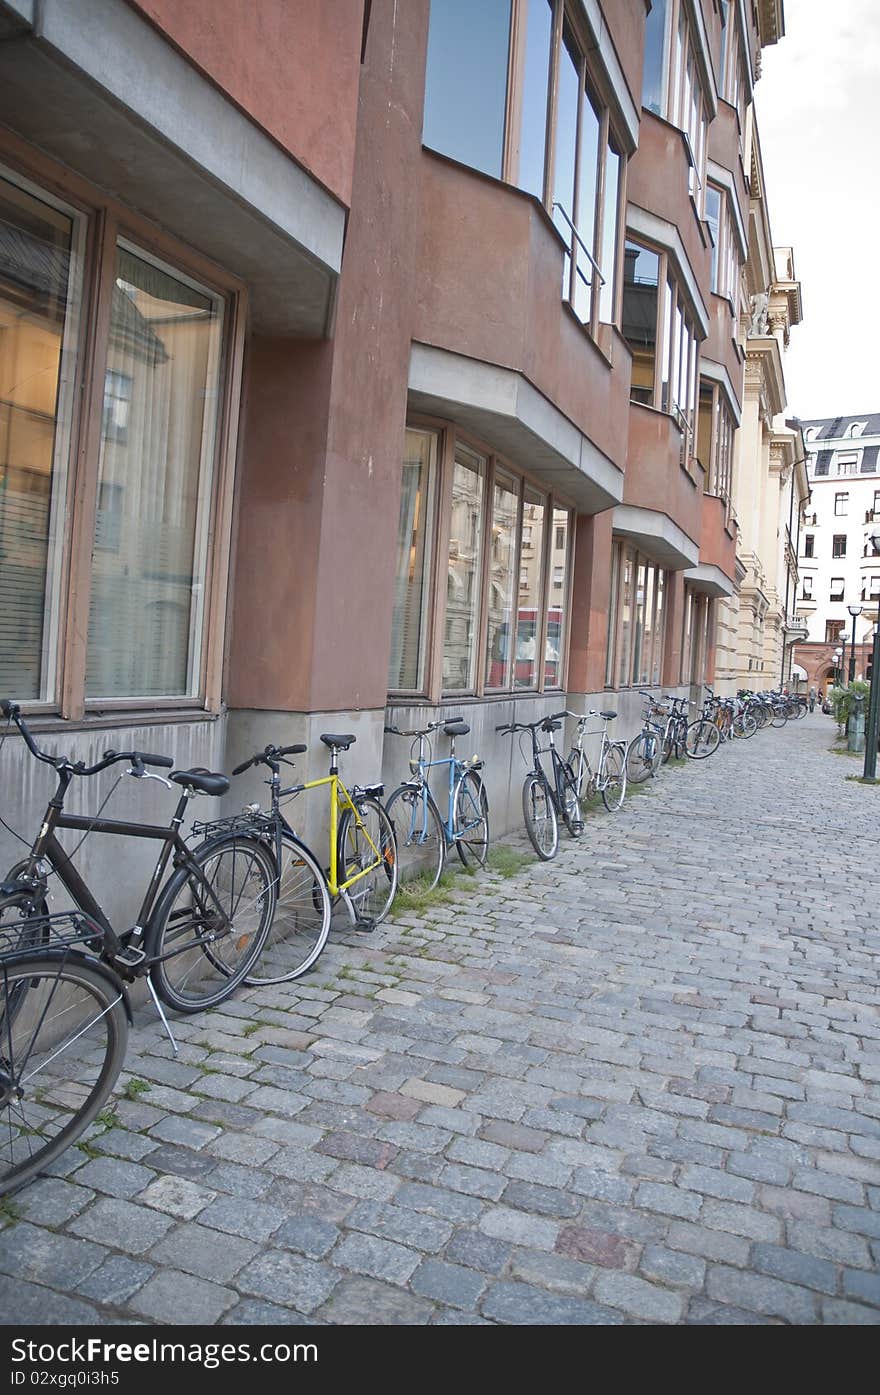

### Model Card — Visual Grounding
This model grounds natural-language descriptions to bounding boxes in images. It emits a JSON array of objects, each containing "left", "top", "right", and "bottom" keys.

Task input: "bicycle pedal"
[
  {"left": 352, "top": 918, "right": 377, "bottom": 933},
  {"left": 113, "top": 945, "right": 147, "bottom": 969}
]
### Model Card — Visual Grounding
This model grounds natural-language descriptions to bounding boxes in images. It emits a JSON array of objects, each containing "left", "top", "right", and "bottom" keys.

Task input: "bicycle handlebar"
[
  {"left": 232, "top": 743, "right": 307, "bottom": 776},
  {"left": 0, "top": 699, "right": 173, "bottom": 775}
]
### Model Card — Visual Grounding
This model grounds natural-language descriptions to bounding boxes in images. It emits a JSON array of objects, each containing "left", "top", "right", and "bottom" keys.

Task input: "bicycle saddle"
[
  {"left": 171, "top": 767, "right": 230, "bottom": 797},
  {"left": 600, "top": 710, "right": 617, "bottom": 720},
  {"left": 320, "top": 733, "right": 356, "bottom": 750},
  {"left": 443, "top": 720, "right": 470, "bottom": 736}
]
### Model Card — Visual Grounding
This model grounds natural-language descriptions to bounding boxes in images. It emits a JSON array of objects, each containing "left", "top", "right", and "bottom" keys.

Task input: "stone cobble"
[{"left": 2, "top": 715, "right": 879, "bottom": 1324}]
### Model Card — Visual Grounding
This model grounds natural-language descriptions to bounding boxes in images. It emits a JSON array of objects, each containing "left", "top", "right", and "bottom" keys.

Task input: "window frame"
[
  {"left": 0, "top": 136, "right": 246, "bottom": 720},
  {"left": 604, "top": 540, "right": 669, "bottom": 690},
  {"left": 832, "top": 534, "right": 847, "bottom": 559},
  {"left": 388, "top": 416, "right": 576, "bottom": 702},
  {"left": 834, "top": 492, "right": 848, "bottom": 517},
  {"left": 623, "top": 235, "right": 700, "bottom": 463},
  {"left": 830, "top": 577, "right": 845, "bottom": 602}
]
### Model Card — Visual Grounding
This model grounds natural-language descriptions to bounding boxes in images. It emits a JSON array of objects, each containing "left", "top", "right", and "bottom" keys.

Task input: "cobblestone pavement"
[{"left": 2, "top": 712, "right": 879, "bottom": 1326}]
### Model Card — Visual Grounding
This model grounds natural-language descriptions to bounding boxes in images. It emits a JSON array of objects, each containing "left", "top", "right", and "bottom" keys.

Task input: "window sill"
[{"left": 9, "top": 708, "right": 221, "bottom": 736}]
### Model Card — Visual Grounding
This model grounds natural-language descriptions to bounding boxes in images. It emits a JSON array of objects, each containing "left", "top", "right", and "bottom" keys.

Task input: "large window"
[
  {"left": 86, "top": 246, "right": 223, "bottom": 700},
  {"left": 389, "top": 426, "right": 573, "bottom": 697},
  {"left": 422, "top": 0, "right": 627, "bottom": 334},
  {"left": 605, "top": 542, "right": 667, "bottom": 689},
  {"left": 623, "top": 239, "right": 698, "bottom": 451},
  {"left": 705, "top": 184, "right": 739, "bottom": 304},
  {"left": 423, "top": 0, "right": 512, "bottom": 179},
  {"left": 696, "top": 379, "right": 735, "bottom": 506},
  {"left": 834, "top": 492, "right": 848, "bottom": 516},
  {"left": 0, "top": 162, "right": 237, "bottom": 713},
  {"left": 0, "top": 172, "right": 82, "bottom": 703},
  {"left": 832, "top": 535, "right": 847, "bottom": 559},
  {"left": 389, "top": 429, "right": 437, "bottom": 692}
]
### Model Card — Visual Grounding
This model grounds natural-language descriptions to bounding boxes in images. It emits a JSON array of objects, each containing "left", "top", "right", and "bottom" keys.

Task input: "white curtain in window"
[{"left": 85, "top": 245, "right": 222, "bottom": 699}]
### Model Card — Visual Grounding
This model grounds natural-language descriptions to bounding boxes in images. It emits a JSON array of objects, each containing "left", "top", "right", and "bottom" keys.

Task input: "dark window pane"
[
  {"left": 599, "top": 143, "right": 621, "bottom": 322},
  {"left": 423, "top": 0, "right": 511, "bottom": 179},
  {"left": 622, "top": 242, "right": 659, "bottom": 404},
  {"left": 553, "top": 24, "right": 580, "bottom": 265},
  {"left": 518, "top": 0, "right": 553, "bottom": 199},
  {"left": 573, "top": 82, "right": 601, "bottom": 323},
  {"left": 642, "top": 0, "right": 669, "bottom": 114}
]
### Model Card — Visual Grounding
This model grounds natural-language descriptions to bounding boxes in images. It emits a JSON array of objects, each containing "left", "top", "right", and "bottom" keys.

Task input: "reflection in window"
[
  {"left": 607, "top": 543, "right": 667, "bottom": 688},
  {"left": 423, "top": 0, "right": 511, "bottom": 179},
  {"left": 485, "top": 471, "right": 518, "bottom": 688},
  {"left": 443, "top": 445, "right": 485, "bottom": 691},
  {"left": 0, "top": 172, "right": 80, "bottom": 701},
  {"left": 642, "top": 0, "right": 669, "bottom": 114},
  {"left": 545, "top": 507, "right": 570, "bottom": 687},
  {"left": 515, "top": 491, "right": 545, "bottom": 689},
  {"left": 85, "top": 245, "right": 223, "bottom": 699},
  {"left": 622, "top": 242, "right": 659, "bottom": 404},
  {"left": 518, "top": 0, "right": 553, "bottom": 199},
  {"left": 389, "top": 428, "right": 437, "bottom": 692}
]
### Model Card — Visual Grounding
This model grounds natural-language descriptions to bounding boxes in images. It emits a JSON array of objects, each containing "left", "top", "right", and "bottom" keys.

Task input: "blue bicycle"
[{"left": 384, "top": 719, "right": 489, "bottom": 889}]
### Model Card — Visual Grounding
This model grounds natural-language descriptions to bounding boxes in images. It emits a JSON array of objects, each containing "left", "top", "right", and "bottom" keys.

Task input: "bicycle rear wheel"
[
  {"left": 385, "top": 785, "right": 446, "bottom": 890},
  {"left": 601, "top": 744, "right": 627, "bottom": 811},
  {"left": 626, "top": 731, "right": 661, "bottom": 784},
  {"left": 0, "top": 952, "right": 128, "bottom": 1196},
  {"left": 337, "top": 796, "right": 398, "bottom": 926},
  {"left": 245, "top": 834, "right": 331, "bottom": 985},
  {"left": 148, "top": 835, "right": 275, "bottom": 1013},
  {"left": 453, "top": 770, "right": 490, "bottom": 868},
  {"left": 522, "top": 774, "right": 558, "bottom": 861},
  {"left": 555, "top": 760, "right": 583, "bottom": 838}
]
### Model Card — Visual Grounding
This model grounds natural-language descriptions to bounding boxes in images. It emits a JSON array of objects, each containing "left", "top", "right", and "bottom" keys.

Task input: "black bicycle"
[
  {"left": 0, "top": 700, "right": 276, "bottom": 1193},
  {"left": 497, "top": 712, "right": 581, "bottom": 861}
]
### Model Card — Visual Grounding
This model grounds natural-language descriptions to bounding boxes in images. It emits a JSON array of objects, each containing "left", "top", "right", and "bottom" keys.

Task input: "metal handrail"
[{"left": 551, "top": 202, "right": 605, "bottom": 286}]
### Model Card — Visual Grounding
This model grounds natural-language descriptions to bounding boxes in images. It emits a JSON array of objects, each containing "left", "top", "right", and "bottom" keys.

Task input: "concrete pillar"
[{"left": 568, "top": 510, "right": 613, "bottom": 694}]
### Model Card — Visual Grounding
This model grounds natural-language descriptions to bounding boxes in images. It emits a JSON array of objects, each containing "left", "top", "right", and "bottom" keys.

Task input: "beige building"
[{"left": 714, "top": 125, "right": 806, "bottom": 694}]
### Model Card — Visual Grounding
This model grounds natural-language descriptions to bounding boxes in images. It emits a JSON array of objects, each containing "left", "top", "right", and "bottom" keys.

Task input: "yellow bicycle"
[{"left": 228, "top": 731, "right": 398, "bottom": 946}]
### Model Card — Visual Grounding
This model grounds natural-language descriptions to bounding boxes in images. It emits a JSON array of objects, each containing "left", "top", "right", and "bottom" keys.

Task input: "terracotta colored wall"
[
  {"left": 569, "top": 511, "right": 614, "bottom": 693},
  {"left": 128, "top": 0, "right": 363, "bottom": 206},
  {"left": 699, "top": 492, "right": 737, "bottom": 580},
  {"left": 628, "top": 113, "right": 710, "bottom": 292},
  {"left": 415, "top": 156, "right": 629, "bottom": 472},
  {"left": 625, "top": 403, "right": 702, "bottom": 543},
  {"left": 227, "top": 339, "right": 333, "bottom": 711},
  {"left": 307, "top": 0, "right": 429, "bottom": 712}
]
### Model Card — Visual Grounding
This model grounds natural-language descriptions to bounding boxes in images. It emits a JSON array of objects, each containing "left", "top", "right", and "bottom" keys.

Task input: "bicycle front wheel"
[
  {"left": 0, "top": 952, "right": 128, "bottom": 1196},
  {"left": 601, "top": 744, "right": 627, "bottom": 812},
  {"left": 337, "top": 797, "right": 398, "bottom": 926},
  {"left": 245, "top": 835, "right": 331, "bottom": 986},
  {"left": 453, "top": 770, "right": 490, "bottom": 868},
  {"left": 522, "top": 774, "right": 558, "bottom": 861},
  {"left": 385, "top": 785, "right": 446, "bottom": 890},
  {"left": 686, "top": 719, "right": 720, "bottom": 759},
  {"left": 148, "top": 835, "right": 275, "bottom": 1013}
]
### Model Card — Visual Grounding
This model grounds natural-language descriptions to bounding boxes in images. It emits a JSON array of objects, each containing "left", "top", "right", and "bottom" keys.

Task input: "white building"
[{"left": 795, "top": 413, "right": 880, "bottom": 689}]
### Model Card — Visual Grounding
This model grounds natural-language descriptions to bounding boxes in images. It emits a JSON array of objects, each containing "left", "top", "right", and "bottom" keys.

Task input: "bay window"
[
  {"left": 422, "top": 0, "right": 627, "bottom": 334},
  {"left": 705, "top": 184, "right": 739, "bottom": 304},
  {"left": 389, "top": 425, "right": 574, "bottom": 698},
  {"left": 640, "top": 0, "right": 709, "bottom": 208},
  {"left": 605, "top": 542, "right": 667, "bottom": 689},
  {"left": 0, "top": 160, "right": 238, "bottom": 713},
  {"left": 623, "top": 238, "right": 700, "bottom": 456},
  {"left": 697, "top": 378, "right": 735, "bottom": 506}
]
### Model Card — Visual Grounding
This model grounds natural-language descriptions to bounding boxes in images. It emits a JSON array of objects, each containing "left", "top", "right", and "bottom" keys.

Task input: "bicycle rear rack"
[
  {"left": 0, "top": 910, "right": 104, "bottom": 964},
  {"left": 191, "top": 811, "right": 274, "bottom": 840}
]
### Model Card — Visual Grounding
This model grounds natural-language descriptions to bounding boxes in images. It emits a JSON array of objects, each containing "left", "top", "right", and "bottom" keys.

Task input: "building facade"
[
  {"left": 792, "top": 413, "right": 880, "bottom": 696},
  {"left": 0, "top": 0, "right": 794, "bottom": 909}
]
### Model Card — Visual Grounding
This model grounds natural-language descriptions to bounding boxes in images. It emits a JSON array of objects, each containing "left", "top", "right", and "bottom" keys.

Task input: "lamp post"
[{"left": 848, "top": 602, "right": 862, "bottom": 683}]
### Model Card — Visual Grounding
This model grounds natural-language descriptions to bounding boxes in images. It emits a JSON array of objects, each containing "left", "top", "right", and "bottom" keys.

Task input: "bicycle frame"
[
  {"left": 405, "top": 732, "right": 479, "bottom": 843},
  {"left": 8, "top": 765, "right": 222, "bottom": 956},
  {"left": 278, "top": 770, "right": 385, "bottom": 899}
]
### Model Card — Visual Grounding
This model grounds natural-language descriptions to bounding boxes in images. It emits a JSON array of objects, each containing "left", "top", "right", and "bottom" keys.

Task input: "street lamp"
[
  {"left": 848, "top": 602, "right": 862, "bottom": 683},
  {"left": 833, "top": 647, "right": 842, "bottom": 686}
]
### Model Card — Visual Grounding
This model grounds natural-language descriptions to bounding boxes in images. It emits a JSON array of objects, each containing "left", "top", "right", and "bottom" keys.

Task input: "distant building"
[{"left": 792, "top": 415, "right": 880, "bottom": 693}]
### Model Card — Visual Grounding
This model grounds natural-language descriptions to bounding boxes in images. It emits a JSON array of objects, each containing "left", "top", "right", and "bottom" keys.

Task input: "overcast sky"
[{"left": 755, "top": 0, "right": 880, "bottom": 421}]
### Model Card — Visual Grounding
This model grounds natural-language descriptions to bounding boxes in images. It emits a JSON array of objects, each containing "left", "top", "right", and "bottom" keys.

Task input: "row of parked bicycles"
[{"left": 0, "top": 685, "right": 803, "bottom": 1194}]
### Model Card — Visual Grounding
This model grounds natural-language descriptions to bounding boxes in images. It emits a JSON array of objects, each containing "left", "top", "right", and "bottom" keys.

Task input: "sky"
[{"left": 755, "top": 0, "right": 880, "bottom": 421}]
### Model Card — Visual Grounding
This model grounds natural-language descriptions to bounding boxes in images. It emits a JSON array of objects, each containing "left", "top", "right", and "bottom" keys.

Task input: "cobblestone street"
[{"left": 2, "top": 713, "right": 879, "bottom": 1326}]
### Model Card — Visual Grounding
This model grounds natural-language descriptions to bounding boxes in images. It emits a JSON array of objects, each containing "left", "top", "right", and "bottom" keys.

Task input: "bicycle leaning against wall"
[
  {"left": 384, "top": 719, "right": 489, "bottom": 890},
  {"left": 565, "top": 708, "right": 628, "bottom": 812},
  {"left": 497, "top": 713, "right": 582, "bottom": 861}
]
